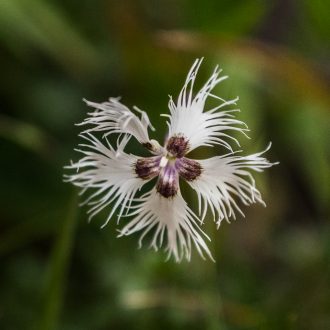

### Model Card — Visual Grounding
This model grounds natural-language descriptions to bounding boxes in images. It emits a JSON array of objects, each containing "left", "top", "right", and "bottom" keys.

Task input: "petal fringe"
[
  {"left": 64, "top": 133, "right": 147, "bottom": 227},
  {"left": 187, "top": 143, "right": 278, "bottom": 226},
  {"left": 80, "top": 97, "right": 155, "bottom": 146},
  {"left": 118, "top": 189, "right": 214, "bottom": 262},
  {"left": 165, "top": 58, "right": 248, "bottom": 152}
]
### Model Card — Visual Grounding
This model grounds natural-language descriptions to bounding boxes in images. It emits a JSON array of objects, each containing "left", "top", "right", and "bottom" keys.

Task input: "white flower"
[{"left": 65, "top": 58, "right": 277, "bottom": 262}]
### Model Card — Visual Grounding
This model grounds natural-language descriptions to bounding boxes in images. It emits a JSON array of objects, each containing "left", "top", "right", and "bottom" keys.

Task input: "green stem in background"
[
  {"left": 204, "top": 222, "right": 228, "bottom": 330},
  {"left": 35, "top": 191, "right": 78, "bottom": 330},
  {"left": 184, "top": 180, "right": 228, "bottom": 330}
]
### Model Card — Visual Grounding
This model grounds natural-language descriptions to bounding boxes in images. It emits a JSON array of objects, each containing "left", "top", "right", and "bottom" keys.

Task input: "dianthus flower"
[{"left": 65, "top": 59, "right": 277, "bottom": 262}]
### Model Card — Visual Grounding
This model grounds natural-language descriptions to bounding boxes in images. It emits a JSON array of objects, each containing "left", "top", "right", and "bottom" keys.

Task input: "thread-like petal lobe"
[
  {"left": 165, "top": 58, "right": 248, "bottom": 152},
  {"left": 187, "top": 144, "right": 277, "bottom": 226},
  {"left": 119, "top": 189, "right": 214, "bottom": 262},
  {"left": 64, "top": 134, "right": 147, "bottom": 227},
  {"left": 80, "top": 98, "right": 155, "bottom": 146}
]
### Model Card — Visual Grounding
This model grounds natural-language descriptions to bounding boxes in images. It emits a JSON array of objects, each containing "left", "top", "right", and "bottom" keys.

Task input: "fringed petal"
[
  {"left": 165, "top": 58, "right": 248, "bottom": 152},
  {"left": 118, "top": 189, "right": 214, "bottom": 262},
  {"left": 187, "top": 143, "right": 278, "bottom": 226},
  {"left": 80, "top": 97, "right": 156, "bottom": 147},
  {"left": 64, "top": 134, "right": 147, "bottom": 227}
]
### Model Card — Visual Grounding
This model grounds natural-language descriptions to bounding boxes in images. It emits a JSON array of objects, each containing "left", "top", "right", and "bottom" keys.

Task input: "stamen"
[
  {"left": 166, "top": 135, "right": 189, "bottom": 158},
  {"left": 177, "top": 158, "right": 202, "bottom": 181},
  {"left": 135, "top": 156, "right": 161, "bottom": 180}
]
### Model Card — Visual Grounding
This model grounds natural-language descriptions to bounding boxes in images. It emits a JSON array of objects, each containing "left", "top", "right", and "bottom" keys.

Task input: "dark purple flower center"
[{"left": 135, "top": 153, "right": 202, "bottom": 198}]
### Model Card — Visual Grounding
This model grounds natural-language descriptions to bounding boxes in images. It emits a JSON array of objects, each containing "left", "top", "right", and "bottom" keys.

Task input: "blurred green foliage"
[{"left": 0, "top": 0, "right": 329, "bottom": 329}]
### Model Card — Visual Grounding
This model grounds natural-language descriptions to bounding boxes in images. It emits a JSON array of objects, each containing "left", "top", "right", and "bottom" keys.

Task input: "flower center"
[
  {"left": 135, "top": 135, "right": 201, "bottom": 198},
  {"left": 135, "top": 154, "right": 202, "bottom": 199}
]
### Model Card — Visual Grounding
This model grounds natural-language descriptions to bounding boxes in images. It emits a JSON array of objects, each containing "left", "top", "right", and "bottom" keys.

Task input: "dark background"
[{"left": 0, "top": 0, "right": 329, "bottom": 329}]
